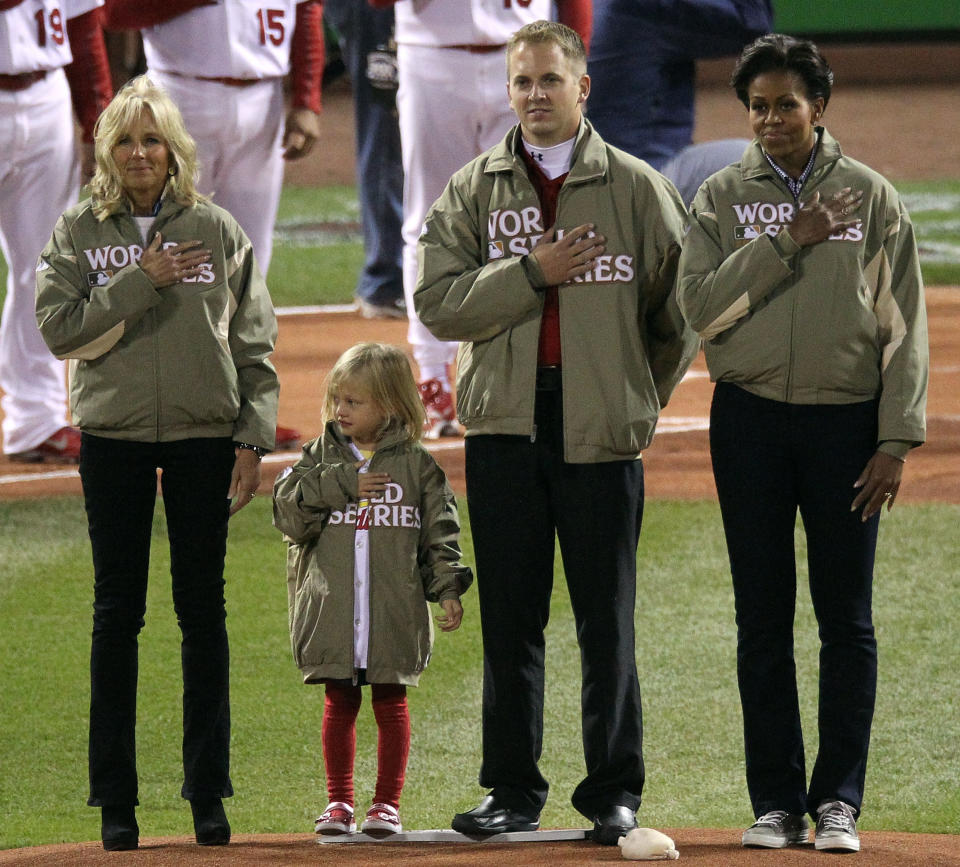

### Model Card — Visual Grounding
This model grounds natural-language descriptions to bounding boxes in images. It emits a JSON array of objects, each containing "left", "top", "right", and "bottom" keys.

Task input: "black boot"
[
  {"left": 190, "top": 797, "right": 231, "bottom": 846},
  {"left": 101, "top": 805, "right": 138, "bottom": 851}
]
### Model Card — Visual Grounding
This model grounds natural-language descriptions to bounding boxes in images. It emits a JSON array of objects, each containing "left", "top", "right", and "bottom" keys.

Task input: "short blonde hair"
[
  {"left": 506, "top": 20, "right": 587, "bottom": 75},
  {"left": 323, "top": 343, "right": 425, "bottom": 444},
  {"left": 89, "top": 75, "right": 205, "bottom": 221}
]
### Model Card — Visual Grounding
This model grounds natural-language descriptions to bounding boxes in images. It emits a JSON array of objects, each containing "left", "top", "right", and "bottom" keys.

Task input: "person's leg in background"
[
  {"left": 0, "top": 73, "right": 76, "bottom": 460},
  {"left": 396, "top": 45, "right": 489, "bottom": 437},
  {"left": 325, "top": 0, "right": 404, "bottom": 319}
]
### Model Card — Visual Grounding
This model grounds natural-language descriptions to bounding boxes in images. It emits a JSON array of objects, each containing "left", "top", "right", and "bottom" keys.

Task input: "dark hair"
[{"left": 730, "top": 34, "right": 833, "bottom": 109}]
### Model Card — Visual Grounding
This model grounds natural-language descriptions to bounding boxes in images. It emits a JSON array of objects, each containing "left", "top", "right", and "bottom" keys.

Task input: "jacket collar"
[
  {"left": 484, "top": 118, "right": 608, "bottom": 184},
  {"left": 739, "top": 126, "right": 843, "bottom": 183},
  {"left": 323, "top": 420, "right": 411, "bottom": 454}
]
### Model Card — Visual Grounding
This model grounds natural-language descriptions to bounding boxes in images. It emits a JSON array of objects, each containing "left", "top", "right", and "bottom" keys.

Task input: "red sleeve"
[
  {"left": 64, "top": 7, "right": 114, "bottom": 142},
  {"left": 290, "top": 0, "right": 324, "bottom": 113},
  {"left": 103, "top": 0, "right": 216, "bottom": 31},
  {"left": 556, "top": 0, "right": 592, "bottom": 54}
]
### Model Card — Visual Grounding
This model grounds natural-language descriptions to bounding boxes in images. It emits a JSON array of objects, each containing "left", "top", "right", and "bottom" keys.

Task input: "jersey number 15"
[{"left": 257, "top": 8, "right": 286, "bottom": 46}]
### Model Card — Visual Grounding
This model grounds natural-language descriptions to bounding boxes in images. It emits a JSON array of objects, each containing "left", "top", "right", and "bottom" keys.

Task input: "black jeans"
[
  {"left": 710, "top": 383, "right": 880, "bottom": 819},
  {"left": 80, "top": 434, "right": 235, "bottom": 806},
  {"left": 464, "top": 384, "right": 645, "bottom": 819}
]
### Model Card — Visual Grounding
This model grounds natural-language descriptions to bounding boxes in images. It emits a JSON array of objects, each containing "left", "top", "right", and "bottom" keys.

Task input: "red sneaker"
[
  {"left": 9, "top": 426, "right": 81, "bottom": 464},
  {"left": 360, "top": 803, "right": 402, "bottom": 836},
  {"left": 418, "top": 379, "right": 460, "bottom": 439},
  {"left": 314, "top": 801, "right": 355, "bottom": 835},
  {"left": 275, "top": 425, "right": 301, "bottom": 451}
]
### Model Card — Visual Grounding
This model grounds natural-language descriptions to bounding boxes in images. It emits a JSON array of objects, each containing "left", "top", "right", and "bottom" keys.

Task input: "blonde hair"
[
  {"left": 89, "top": 75, "right": 206, "bottom": 221},
  {"left": 506, "top": 20, "right": 587, "bottom": 74},
  {"left": 323, "top": 343, "right": 426, "bottom": 444}
]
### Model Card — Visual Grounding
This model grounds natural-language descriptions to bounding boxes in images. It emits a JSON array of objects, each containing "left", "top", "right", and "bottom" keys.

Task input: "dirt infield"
[
  {"left": 1, "top": 828, "right": 958, "bottom": 866},
  {"left": 3, "top": 286, "right": 959, "bottom": 504}
]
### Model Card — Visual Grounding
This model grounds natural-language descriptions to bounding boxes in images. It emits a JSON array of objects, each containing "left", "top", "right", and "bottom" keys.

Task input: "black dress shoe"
[
  {"left": 452, "top": 794, "right": 540, "bottom": 834},
  {"left": 101, "top": 805, "right": 138, "bottom": 851},
  {"left": 190, "top": 797, "right": 231, "bottom": 846},
  {"left": 592, "top": 804, "right": 638, "bottom": 845}
]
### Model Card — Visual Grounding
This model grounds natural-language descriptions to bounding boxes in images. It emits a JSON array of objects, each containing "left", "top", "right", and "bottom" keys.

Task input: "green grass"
[
  {"left": 899, "top": 180, "right": 960, "bottom": 287},
  {"left": 1, "top": 179, "right": 958, "bottom": 313},
  {"left": 1, "top": 496, "right": 957, "bottom": 848}
]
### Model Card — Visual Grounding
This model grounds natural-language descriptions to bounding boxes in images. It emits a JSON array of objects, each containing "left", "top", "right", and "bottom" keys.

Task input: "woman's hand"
[
  {"left": 529, "top": 223, "right": 606, "bottom": 286},
  {"left": 228, "top": 448, "right": 262, "bottom": 516},
  {"left": 851, "top": 450, "right": 904, "bottom": 522},
  {"left": 139, "top": 233, "right": 211, "bottom": 288},
  {"left": 436, "top": 598, "right": 463, "bottom": 632},
  {"left": 785, "top": 187, "right": 863, "bottom": 247}
]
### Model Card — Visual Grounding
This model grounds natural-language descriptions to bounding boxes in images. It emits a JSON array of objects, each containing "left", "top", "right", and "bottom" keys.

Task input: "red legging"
[{"left": 322, "top": 682, "right": 410, "bottom": 808}]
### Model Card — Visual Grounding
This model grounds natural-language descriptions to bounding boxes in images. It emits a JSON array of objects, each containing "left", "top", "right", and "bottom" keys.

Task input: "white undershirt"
[
  {"left": 349, "top": 442, "right": 372, "bottom": 670},
  {"left": 522, "top": 135, "right": 576, "bottom": 180},
  {"left": 134, "top": 217, "right": 153, "bottom": 245}
]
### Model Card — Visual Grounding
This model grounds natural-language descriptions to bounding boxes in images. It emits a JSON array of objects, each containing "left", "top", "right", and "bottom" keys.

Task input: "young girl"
[{"left": 273, "top": 342, "right": 472, "bottom": 836}]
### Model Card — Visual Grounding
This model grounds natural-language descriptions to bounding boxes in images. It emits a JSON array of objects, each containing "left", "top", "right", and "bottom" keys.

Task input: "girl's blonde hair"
[
  {"left": 323, "top": 343, "right": 426, "bottom": 444},
  {"left": 89, "top": 75, "right": 206, "bottom": 221}
]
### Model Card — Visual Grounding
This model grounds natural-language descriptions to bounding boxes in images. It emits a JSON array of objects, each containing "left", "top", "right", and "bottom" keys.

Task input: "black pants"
[
  {"left": 710, "top": 383, "right": 880, "bottom": 819},
  {"left": 80, "top": 434, "right": 235, "bottom": 806},
  {"left": 464, "top": 384, "right": 645, "bottom": 819}
]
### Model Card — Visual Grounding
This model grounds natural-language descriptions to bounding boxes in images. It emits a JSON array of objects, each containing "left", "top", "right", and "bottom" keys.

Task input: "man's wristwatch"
[{"left": 235, "top": 442, "right": 266, "bottom": 460}]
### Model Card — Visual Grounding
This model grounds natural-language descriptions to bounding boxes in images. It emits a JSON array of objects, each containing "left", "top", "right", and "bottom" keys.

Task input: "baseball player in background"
[
  {"left": 324, "top": 0, "right": 405, "bottom": 321},
  {"left": 588, "top": 0, "right": 772, "bottom": 206},
  {"left": 368, "top": 0, "right": 592, "bottom": 439},
  {"left": 104, "top": 0, "right": 325, "bottom": 450},
  {"left": 0, "top": 0, "right": 111, "bottom": 462}
]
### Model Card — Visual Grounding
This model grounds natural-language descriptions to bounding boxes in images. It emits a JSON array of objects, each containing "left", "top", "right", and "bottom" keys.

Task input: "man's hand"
[
  {"left": 228, "top": 447, "right": 262, "bottom": 515},
  {"left": 529, "top": 223, "right": 606, "bottom": 285},
  {"left": 283, "top": 107, "right": 320, "bottom": 160}
]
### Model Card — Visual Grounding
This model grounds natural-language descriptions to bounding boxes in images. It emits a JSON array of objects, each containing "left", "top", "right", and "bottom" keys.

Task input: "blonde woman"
[
  {"left": 36, "top": 75, "right": 279, "bottom": 850},
  {"left": 273, "top": 342, "right": 472, "bottom": 837}
]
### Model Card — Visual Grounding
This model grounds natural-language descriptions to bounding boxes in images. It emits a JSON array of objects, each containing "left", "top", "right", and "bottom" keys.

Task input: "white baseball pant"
[{"left": 0, "top": 70, "right": 75, "bottom": 453}]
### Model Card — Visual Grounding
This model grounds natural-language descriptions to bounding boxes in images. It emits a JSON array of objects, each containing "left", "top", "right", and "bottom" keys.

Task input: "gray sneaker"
[
  {"left": 815, "top": 800, "right": 860, "bottom": 852},
  {"left": 742, "top": 810, "right": 810, "bottom": 848}
]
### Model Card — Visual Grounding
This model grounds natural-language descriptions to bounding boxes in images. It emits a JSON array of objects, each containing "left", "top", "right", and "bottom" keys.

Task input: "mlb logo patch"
[
  {"left": 488, "top": 240, "right": 505, "bottom": 260},
  {"left": 87, "top": 270, "right": 113, "bottom": 287},
  {"left": 734, "top": 225, "right": 763, "bottom": 241}
]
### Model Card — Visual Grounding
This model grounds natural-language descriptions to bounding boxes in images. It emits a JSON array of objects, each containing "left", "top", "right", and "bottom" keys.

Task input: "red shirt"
[{"left": 520, "top": 146, "right": 568, "bottom": 367}]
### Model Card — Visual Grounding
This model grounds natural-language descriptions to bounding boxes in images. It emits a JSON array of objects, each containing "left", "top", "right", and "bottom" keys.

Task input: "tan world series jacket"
[
  {"left": 35, "top": 196, "right": 278, "bottom": 450},
  {"left": 415, "top": 119, "right": 699, "bottom": 464},
  {"left": 677, "top": 129, "right": 928, "bottom": 458},
  {"left": 273, "top": 422, "right": 472, "bottom": 686}
]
